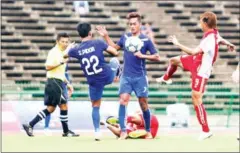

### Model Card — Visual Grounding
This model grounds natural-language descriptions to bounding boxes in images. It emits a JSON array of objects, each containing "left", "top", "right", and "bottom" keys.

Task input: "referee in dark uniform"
[{"left": 22, "top": 33, "right": 79, "bottom": 137}]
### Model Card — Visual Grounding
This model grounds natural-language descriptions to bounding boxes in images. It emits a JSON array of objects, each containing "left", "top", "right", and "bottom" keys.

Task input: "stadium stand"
[{"left": 1, "top": 0, "right": 239, "bottom": 113}]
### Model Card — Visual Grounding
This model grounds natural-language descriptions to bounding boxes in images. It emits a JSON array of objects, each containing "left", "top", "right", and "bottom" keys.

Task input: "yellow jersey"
[{"left": 45, "top": 45, "right": 66, "bottom": 81}]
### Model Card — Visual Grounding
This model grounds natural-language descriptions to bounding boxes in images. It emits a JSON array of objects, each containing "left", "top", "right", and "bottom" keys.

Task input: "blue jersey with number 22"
[{"left": 68, "top": 39, "right": 112, "bottom": 86}]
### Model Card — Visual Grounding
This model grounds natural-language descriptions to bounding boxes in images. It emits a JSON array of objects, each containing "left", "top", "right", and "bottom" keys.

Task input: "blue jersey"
[
  {"left": 117, "top": 33, "right": 157, "bottom": 77},
  {"left": 68, "top": 39, "right": 112, "bottom": 86}
]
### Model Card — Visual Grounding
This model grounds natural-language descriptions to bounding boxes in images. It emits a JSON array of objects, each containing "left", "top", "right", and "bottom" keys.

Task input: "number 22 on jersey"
[{"left": 82, "top": 55, "right": 103, "bottom": 75}]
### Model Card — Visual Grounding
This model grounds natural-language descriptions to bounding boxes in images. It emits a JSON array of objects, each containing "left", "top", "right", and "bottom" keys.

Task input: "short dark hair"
[
  {"left": 127, "top": 12, "right": 141, "bottom": 22},
  {"left": 77, "top": 22, "right": 91, "bottom": 38},
  {"left": 56, "top": 32, "right": 69, "bottom": 41}
]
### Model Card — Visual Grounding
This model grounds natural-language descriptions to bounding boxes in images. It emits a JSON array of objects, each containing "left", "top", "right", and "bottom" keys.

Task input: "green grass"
[{"left": 2, "top": 133, "right": 239, "bottom": 152}]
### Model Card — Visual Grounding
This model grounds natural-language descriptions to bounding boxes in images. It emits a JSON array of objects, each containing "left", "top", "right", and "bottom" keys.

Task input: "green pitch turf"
[{"left": 2, "top": 133, "right": 239, "bottom": 152}]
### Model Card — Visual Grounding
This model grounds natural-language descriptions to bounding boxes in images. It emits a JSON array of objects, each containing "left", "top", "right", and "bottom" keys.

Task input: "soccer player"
[
  {"left": 96, "top": 12, "right": 160, "bottom": 140},
  {"left": 64, "top": 23, "right": 120, "bottom": 141},
  {"left": 22, "top": 33, "right": 79, "bottom": 137},
  {"left": 44, "top": 65, "right": 71, "bottom": 136},
  {"left": 100, "top": 111, "right": 159, "bottom": 139},
  {"left": 155, "top": 11, "right": 236, "bottom": 140}
]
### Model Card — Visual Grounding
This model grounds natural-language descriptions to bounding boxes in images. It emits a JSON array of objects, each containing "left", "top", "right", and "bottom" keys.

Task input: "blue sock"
[
  {"left": 118, "top": 104, "right": 126, "bottom": 132},
  {"left": 45, "top": 114, "right": 51, "bottom": 128},
  {"left": 143, "top": 109, "right": 151, "bottom": 132},
  {"left": 92, "top": 107, "right": 100, "bottom": 132}
]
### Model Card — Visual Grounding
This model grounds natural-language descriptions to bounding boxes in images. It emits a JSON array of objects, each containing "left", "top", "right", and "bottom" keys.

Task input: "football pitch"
[{"left": 2, "top": 131, "right": 239, "bottom": 152}]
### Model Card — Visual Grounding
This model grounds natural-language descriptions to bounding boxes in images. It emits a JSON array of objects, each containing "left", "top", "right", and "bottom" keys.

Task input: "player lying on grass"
[
  {"left": 101, "top": 111, "right": 159, "bottom": 139},
  {"left": 155, "top": 11, "right": 236, "bottom": 141}
]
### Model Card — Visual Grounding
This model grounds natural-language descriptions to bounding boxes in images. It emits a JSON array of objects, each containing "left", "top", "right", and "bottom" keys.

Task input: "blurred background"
[{"left": 1, "top": 0, "right": 239, "bottom": 131}]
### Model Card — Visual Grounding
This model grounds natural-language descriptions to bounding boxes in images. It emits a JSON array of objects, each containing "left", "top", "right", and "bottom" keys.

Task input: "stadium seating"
[{"left": 1, "top": 1, "right": 239, "bottom": 113}]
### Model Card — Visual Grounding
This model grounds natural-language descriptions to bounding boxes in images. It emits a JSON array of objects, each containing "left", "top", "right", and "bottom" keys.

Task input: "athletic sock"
[
  {"left": 119, "top": 104, "right": 126, "bottom": 132},
  {"left": 29, "top": 109, "right": 50, "bottom": 128},
  {"left": 92, "top": 107, "right": 100, "bottom": 132}
]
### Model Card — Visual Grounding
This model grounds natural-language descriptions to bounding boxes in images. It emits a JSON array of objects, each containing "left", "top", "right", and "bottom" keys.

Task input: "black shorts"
[{"left": 44, "top": 78, "right": 67, "bottom": 106}]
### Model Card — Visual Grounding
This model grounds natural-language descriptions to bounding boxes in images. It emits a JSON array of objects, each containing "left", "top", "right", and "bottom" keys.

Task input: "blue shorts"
[
  {"left": 89, "top": 58, "right": 119, "bottom": 101},
  {"left": 89, "top": 71, "right": 114, "bottom": 101},
  {"left": 89, "top": 85, "right": 105, "bottom": 101},
  {"left": 119, "top": 75, "right": 149, "bottom": 98}
]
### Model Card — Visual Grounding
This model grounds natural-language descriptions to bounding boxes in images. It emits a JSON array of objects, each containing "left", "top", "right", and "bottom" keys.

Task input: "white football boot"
[
  {"left": 156, "top": 76, "right": 173, "bottom": 84},
  {"left": 198, "top": 131, "right": 213, "bottom": 141}
]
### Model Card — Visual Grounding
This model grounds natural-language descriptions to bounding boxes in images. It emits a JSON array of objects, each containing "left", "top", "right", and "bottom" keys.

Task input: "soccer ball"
[{"left": 125, "top": 36, "right": 143, "bottom": 53}]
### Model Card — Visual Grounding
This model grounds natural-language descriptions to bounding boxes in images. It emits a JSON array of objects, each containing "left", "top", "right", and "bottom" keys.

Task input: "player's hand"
[
  {"left": 134, "top": 51, "right": 144, "bottom": 59},
  {"left": 113, "top": 76, "right": 120, "bottom": 82},
  {"left": 67, "top": 84, "right": 74, "bottom": 97},
  {"left": 168, "top": 35, "right": 179, "bottom": 46},
  {"left": 65, "top": 41, "right": 76, "bottom": 51},
  {"left": 227, "top": 43, "right": 236, "bottom": 52},
  {"left": 60, "top": 58, "right": 69, "bottom": 64},
  {"left": 96, "top": 25, "right": 108, "bottom": 37}
]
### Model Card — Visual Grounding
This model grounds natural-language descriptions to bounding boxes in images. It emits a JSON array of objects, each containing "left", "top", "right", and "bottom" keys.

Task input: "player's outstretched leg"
[
  {"left": 109, "top": 57, "right": 120, "bottom": 72},
  {"left": 100, "top": 119, "right": 122, "bottom": 138},
  {"left": 109, "top": 57, "right": 122, "bottom": 82},
  {"left": 192, "top": 91, "right": 212, "bottom": 140},
  {"left": 22, "top": 108, "right": 52, "bottom": 137},
  {"left": 156, "top": 56, "right": 181, "bottom": 84}
]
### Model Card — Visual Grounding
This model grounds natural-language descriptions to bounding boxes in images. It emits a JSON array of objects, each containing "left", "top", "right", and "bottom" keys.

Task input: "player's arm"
[
  {"left": 218, "top": 35, "right": 236, "bottom": 52},
  {"left": 63, "top": 42, "right": 76, "bottom": 59},
  {"left": 63, "top": 43, "right": 78, "bottom": 59},
  {"left": 134, "top": 52, "right": 160, "bottom": 61},
  {"left": 134, "top": 39, "right": 160, "bottom": 61},
  {"left": 45, "top": 62, "right": 65, "bottom": 71},
  {"left": 105, "top": 46, "right": 119, "bottom": 56},
  {"left": 168, "top": 35, "right": 202, "bottom": 55},
  {"left": 96, "top": 25, "right": 121, "bottom": 50}
]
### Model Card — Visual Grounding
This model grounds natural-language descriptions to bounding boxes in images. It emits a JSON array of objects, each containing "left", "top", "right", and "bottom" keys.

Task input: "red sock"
[
  {"left": 163, "top": 64, "right": 177, "bottom": 80},
  {"left": 194, "top": 104, "right": 210, "bottom": 132}
]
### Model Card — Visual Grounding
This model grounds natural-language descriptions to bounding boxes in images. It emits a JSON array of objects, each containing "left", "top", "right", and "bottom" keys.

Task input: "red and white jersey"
[{"left": 197, "top": 29, "right": 219, "bottom": 78}]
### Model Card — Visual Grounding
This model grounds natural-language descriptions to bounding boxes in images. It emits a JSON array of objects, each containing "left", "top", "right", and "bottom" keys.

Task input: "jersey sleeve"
[
  {"left": 199, "top": 35, "right": 215, "bottom": 53},
  {"left": 68, "top": 47, "right": 78, "bottom": 58},
  {"left": 117, "top": 34, "right": 125, "bottom": 48},
  {"left": 147, "top": 39, "right": 157, "bottom": 54},
  {"left": 97, "top": 39, "right": 108, "bottom": 52}
]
